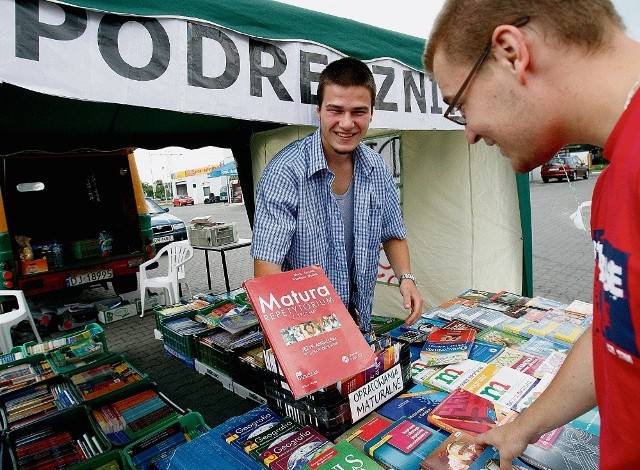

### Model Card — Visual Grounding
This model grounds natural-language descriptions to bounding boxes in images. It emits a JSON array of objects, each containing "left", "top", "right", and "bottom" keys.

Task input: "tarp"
[
  {"left": 208, "top": 161, "right": 238, "bottom": 178},
  {"left": 0, "top": 0, "right": 533, "bottom": 302}
]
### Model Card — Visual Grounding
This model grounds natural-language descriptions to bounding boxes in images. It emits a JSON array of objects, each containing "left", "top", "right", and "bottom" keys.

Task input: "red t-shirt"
[{"left": 592, "top": 91, "right": 640, "bottom": 468}]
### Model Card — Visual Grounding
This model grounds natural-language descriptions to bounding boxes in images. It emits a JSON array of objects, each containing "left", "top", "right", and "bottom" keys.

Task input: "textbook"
[
  {"left": 363, "top": 417, "right": 447, "bottom": 470},
  {"left": 303, "top": 440, "right": 384, "bottom": 470},
  {"left": 419, "top": 430, "right": 484, "bottom": 470},
  {"left": 377, "top": 383, "right": 449, "bottom": 424},
  {"left": 519, "top": 425, "right": 599, "bottom": 470},
  {"left": 427, "top": 388, "right": 517, "bottom": 436},
  {"left": 260, "top": 425, "right": 332, "bottom": 470},
  {"left": 425, "top": 359, "right": 486, "bottom": 393},
  {"left": 243, "top": 266, "right": 376, "bottom": 399},
  {"left": 468, "top": 447, "right": 535, "bottom": 470},
  {"left": 420, "top": 328, "right": 476, "bottom": 366},
  {"left": 333, "top": 412, "right": 394, "bottom": 452},
  {"left": 463, "top": 363, "right": 538, "bottom": 412}
]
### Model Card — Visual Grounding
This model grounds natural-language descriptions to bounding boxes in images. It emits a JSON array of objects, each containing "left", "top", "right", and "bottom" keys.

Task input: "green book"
[{"left": 303, "top": 440, "right": 384, "bottom": 470}]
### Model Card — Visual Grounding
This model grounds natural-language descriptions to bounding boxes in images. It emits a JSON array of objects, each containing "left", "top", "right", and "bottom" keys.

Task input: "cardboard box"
[
  {"left": 20, "top": 258, "right": 48, "bottom": 275},
  {"left": 119, "top": 291, "right": 165, "bottom": 313},
  {"left": 95, "top": 298, "right": 138, "bottom": 324}
]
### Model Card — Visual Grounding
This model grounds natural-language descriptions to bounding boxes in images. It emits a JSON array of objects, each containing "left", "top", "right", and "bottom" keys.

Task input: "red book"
[{"left": 243, "top": 266, "right": 376, "bottom": 399}]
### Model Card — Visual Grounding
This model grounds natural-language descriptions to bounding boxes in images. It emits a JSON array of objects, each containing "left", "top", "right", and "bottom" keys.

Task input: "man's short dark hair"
[{"left": 317, "top": 57, "right": 376, "bottom": 108}]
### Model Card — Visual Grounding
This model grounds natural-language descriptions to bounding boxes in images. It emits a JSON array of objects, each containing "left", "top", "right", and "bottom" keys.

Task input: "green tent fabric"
[{"left": 52, "top": 0, "right": 428, "bottom": 70}]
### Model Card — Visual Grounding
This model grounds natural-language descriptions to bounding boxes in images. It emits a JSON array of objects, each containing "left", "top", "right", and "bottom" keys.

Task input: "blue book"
[
  {"left": 569, "top": 407, "right": 600, "bottom": 436},
  {"left": 469, "top": 340, "right": 505, "bottom": 362},
  {"left": 377, "top": 383, "right": 448, "bottom": 423},
  {"left": 468, "top": 446, "right": 536, "bottom": 469},
  {"left": 363, "top": 418, "right": 447, "bottom": 470}
]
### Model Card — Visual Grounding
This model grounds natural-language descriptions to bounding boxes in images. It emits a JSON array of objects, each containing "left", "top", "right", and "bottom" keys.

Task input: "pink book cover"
[{"left": 243, "top": 266, "right": 376, "bottom": 399}]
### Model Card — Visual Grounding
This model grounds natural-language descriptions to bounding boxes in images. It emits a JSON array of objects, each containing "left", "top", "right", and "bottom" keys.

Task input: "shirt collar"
[{"left": 308, "top": 129, "right": 377, "bottom": 177}]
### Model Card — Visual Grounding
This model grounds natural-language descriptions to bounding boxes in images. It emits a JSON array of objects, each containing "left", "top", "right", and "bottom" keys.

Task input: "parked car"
[
  {"left": 541, "top": 155, "right": 589, "bottom": 183},
  {"left": 172, "top": 194, "right": 194, "bottom": 206},
  {"left": 146, "top": 197, "right": 188, "bottom": 248},
  {"left": 203, "top": 193, "right": 219, "bottom": 204}
]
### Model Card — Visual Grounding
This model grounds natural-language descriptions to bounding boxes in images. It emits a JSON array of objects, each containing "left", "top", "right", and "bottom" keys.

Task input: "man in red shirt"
[{"left": 424, "top": 1, "right": 640, "bottom": 468}]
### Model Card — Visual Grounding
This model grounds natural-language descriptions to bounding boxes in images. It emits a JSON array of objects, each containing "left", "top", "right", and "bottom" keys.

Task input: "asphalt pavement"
[{"left": 36, "top": 174, "right": 599, "bottom": 428}]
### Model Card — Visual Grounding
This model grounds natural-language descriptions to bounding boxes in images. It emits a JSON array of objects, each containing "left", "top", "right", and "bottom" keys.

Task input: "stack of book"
[
  {"left": 1, "top": 378, "right": 80, "bottom": 430},
  {"left": 91, "top": 386, "right": 180, "bottom": 445},
  {"left": 69, "top": 358, "right": 144, "bottom": 401}
]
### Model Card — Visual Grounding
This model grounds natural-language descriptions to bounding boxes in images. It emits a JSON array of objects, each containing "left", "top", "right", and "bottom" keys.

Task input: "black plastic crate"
[
  {"left": 7, "top": 405, "right": 111, "bottom": 469},
  {"left": 230, "top": 346, "right": 266, "bottom": 397}
]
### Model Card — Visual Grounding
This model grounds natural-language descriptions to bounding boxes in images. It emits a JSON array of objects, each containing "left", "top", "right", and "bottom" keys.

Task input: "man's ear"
[{"left": 492, "top": 24, "right": 530, "bottom": 84}]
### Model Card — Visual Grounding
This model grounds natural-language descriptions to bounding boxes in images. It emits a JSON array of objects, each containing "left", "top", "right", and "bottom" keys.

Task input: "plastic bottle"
[{"left": 52, "top": 240, "right": 63, "bottom": 268}]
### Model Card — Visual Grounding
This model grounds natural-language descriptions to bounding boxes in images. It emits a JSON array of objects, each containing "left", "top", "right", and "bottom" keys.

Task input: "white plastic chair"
[
  {"left": 139, "top": 241, "right": 194, "bottom": 317},
  {"left": 0, "top": 290, "right": 42, "bottom": 354}
]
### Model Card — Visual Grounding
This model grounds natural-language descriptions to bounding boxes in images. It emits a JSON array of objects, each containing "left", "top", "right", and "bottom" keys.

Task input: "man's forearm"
[{"left": 254, "top": 259, "right": 282, "bottom": 277}]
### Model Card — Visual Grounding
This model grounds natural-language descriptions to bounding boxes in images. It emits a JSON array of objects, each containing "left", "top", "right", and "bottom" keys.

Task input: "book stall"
[{"left": 0, "top": 264, "right": 599, "bottom": 470}]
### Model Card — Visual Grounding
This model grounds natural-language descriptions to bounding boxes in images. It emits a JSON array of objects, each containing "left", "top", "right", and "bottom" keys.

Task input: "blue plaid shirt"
[{"left": 251, "top": 129, "right": 406, "bottom": 331}]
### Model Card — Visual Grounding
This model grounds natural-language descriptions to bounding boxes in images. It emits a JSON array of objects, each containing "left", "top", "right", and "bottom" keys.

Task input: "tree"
[{"left": 142, "top": 182, "right": 154, "bottom": 198}]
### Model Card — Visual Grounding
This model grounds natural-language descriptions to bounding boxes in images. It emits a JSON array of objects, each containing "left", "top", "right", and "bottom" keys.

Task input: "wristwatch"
[{"left": 398, "top": 273, "right": 417, "bottom": 286}]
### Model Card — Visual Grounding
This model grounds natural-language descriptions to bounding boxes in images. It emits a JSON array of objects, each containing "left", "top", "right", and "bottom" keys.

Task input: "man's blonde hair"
[{"left": 423, "top": 0, "right": 624, "bottom": 78}]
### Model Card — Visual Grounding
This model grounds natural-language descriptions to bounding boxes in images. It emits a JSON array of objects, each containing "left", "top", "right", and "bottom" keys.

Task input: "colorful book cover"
[
  {"left": 476, "top": 328, "right": 529, "bottom": 349},
  {"left": 411, "top": 361, "right": 445, "bottom": 386},
  {"left": 514, "top": 372, "right": 554, "bottom": 412},
  {"left": 468, "top": 447, "right": 535, "bottom": 469},
  {"left": 549, "top": 322, "right": 588, "bottom": 345},
  {"left": 469, "top": 340, "right": 504, "bottom": 363},
  {"left": 425, "top": 359, "right": 486, "bottom": 393},
  {"left": 564, "top": 300, "right": 593, "bottom": 318},
  {"left": 420, "top": 328, "right": 476, "bottom": 366},
  {"left": 520, "top": 425, "right": 599, "bottom": 470},
  {"left": 457, "top": 289, "right": 495, "bottom": 303},
  {"left": 463, "top": 363, "right": 538, "bottom": 411},
  {"left": 303, "top": 440, "right": 385, "bottom": 470},
  {"left": 568, "top": 407, "right": 600, "bottom": 437},
  {"left": 427, "top": 388, "right": 517, "bottom": 436},
  {"left": 442, "top": 319, "right": 483, "bottom": 333},
  {"left": 430, "top": 298, "right": 479, "bottom": 321},
  {"left": 471, "top": 309, "right": 510, "bottom": 328},
  {"left": 489, "top": 291, "right": 530, "bottom": 306},
  {"left": 261, "top": 425, "right": 332, "bottom": 470},
  {"left": 377, "top": 383, "right": 449, "bottom": 423},
  {"left": 244, "top": 417, "right": 302, "bottom": 464},
  {"left": 363, "top": 418, "right": 447, "bottom": 470},
  {"left": 518, "top": 336, "right": 570, "bottom": 358},
  {"left": 533, "top": 350, "right": 567, "bottom": 379},
  {"left": 395, "top": 316, "right": 447, "bottom": 337},
  {"left": 387, "top": 324, "right": 429, "bottom": 344},
  {"left": 223, "top": 408, "right": 282, "bottom": 451},
  {"left": 243, "top": 266, "right": 376, "bottom": 399},
  {"left": 332, "top": 412, "right": 393, "bottom": 452},
  {"left": 525, "top": 296, "right": 567, "bottom": 311},
  {"left": 419, "top": 430, "right": 484, "bottom": 470}
]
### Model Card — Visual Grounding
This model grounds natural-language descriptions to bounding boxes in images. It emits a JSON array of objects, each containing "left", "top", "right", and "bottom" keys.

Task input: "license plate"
[
  {"left": 66, "top": 269, "right": 113, "bottom": 287},
  {"left": 154, "top": 235, "right": 174, "bottom": 244}
]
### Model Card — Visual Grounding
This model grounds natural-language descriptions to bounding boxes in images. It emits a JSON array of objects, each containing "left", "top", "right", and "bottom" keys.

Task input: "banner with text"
[{"left": 0, "top": 0, "right": 457, "bottom": 130}]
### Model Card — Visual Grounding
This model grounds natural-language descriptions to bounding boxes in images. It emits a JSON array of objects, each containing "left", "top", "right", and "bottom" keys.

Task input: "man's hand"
[
  {"left": 399, "top": 279, "right": 423, "bottom": 325},
  {"left": 475, "top": 419, "right": 538, "bottom": 470}
]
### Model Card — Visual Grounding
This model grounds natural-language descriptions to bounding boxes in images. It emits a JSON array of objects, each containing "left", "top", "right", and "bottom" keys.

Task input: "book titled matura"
[{"left": 243, "top": 266, "right": 376, "bottom": 399}]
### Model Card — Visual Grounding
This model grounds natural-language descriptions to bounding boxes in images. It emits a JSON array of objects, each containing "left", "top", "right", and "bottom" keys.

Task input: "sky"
[{"left": 136, "top": 0, "right": 640, "bottom": 184}]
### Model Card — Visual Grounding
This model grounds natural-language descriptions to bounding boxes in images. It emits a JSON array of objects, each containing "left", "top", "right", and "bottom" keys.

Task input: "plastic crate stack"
[{"left": 0, "top": 323, "right": 209, "bottom": 470}]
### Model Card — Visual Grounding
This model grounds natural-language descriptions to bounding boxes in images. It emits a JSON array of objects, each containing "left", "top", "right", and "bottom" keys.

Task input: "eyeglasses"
[{"left": 443, "top": 17, "right": 530, "bottom": 126}]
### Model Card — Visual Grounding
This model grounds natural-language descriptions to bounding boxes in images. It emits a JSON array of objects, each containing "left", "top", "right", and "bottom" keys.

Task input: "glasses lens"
[{"left": 446, "top": 107, "right": 466, "bottom": 126}]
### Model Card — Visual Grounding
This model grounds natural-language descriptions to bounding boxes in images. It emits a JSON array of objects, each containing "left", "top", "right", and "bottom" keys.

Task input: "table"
[{"left": 192, "top": 238, "right": 252, "bottom": 292}]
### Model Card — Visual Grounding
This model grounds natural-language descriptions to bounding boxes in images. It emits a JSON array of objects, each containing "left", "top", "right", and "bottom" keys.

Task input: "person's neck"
[{"left": 559, "top": 32, "right": 640, "bottom": 147}]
